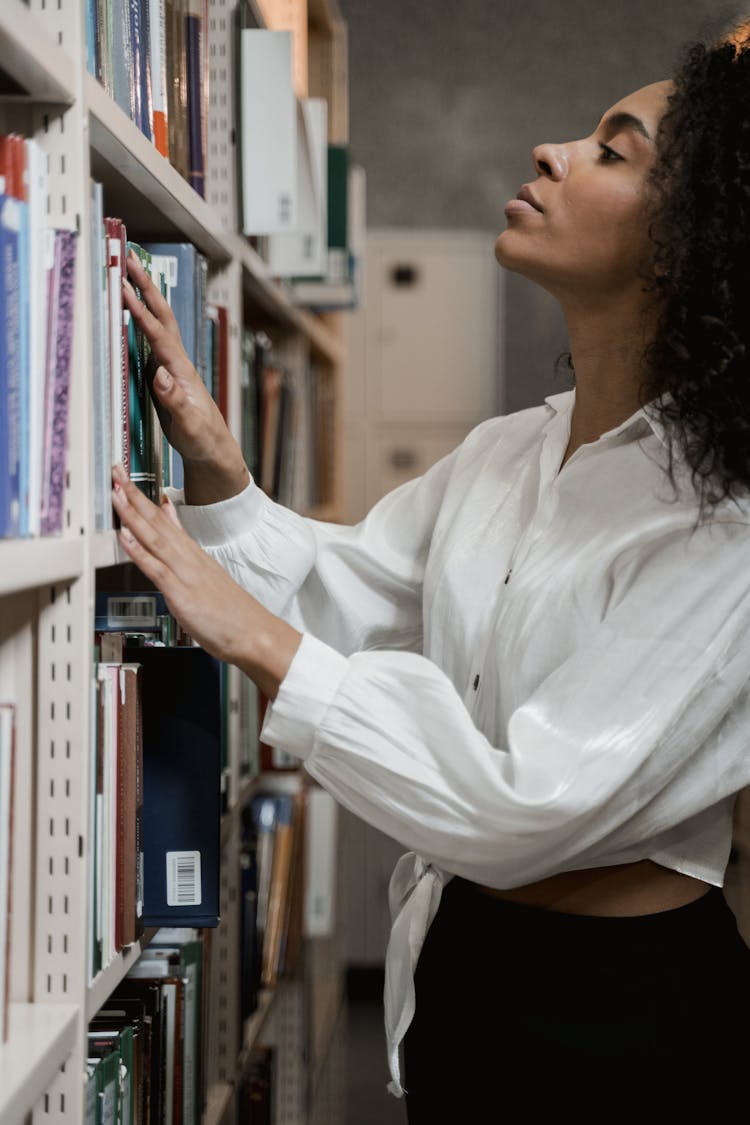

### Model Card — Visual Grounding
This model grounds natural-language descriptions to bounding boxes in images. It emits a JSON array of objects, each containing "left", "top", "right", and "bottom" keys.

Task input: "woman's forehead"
[{"left": 603, "top": 80, "right": 673, "bottom": 131}]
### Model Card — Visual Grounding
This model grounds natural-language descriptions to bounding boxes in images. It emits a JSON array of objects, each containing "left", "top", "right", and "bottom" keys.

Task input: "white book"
[
  {"left": 107, "top": 237, "right": 125, "bottom": 472},
  {"left": 303, "top": 787, "right": 337, "bottom": 938},
  {"left": 267, "top": 97, "right": 328, "bottom": 277},
  {"left": 148, "top": 0, "right": 168, "bottom": 154},
  {"left": 90, "top": 181, "right": 111, "bottom": 532},
  {"left": 290, "top": 161, "right": 366, "bottom": 310},
  {"left": 240, "top": 30, "right": 298, "bottom": 235},
  {"left": 25, "top": 140, "right": 48, "bottom": 537}
]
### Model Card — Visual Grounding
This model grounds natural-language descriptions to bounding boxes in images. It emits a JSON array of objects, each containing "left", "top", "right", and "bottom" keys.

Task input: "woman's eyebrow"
[{"left": 599, "top": 110, "right": 652, "bottom": 141}]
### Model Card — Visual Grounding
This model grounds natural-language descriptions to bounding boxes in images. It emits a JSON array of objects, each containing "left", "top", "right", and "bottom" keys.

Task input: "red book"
[{"left": 116, "top": 665, "right": 143, "bottom": 948}]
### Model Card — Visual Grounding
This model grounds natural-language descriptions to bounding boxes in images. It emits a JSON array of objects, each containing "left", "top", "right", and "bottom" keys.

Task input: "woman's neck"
[{"left": 561, "top": 294, "right": 656, "bottom": 463}]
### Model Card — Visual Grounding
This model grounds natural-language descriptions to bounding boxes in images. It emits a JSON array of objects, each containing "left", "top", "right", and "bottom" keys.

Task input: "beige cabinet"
[{"left": 342, "top": 226, "right": 504, "bottom": 521}]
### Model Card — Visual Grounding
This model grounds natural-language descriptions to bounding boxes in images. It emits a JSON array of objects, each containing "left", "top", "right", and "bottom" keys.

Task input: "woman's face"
[{"left": 494, "top": 81, "right": 672, "bottom": 302}]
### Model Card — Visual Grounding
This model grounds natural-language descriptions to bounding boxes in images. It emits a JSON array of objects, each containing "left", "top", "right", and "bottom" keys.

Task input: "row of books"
[
  {"left": 89, "top": 193, "right": 229, "bottom": 530},
  {"left": 0, "top": 133, "right": 78, "bottom": 539},
  {"left": 239, "top": 789, "right": 306, "bottom": 1032},
  {"left": 240, "top": 329, "right": 335, "bottom": 513},
  {"left": 0, "top": 704, "right": 14, "bottom": 1045},
  {"left": 86, "top": 0, "right": 207, "bottom": 199},
  {"left": 91, "top": 593, "right": 223, "bottom": 981},
  {"left": 88, "top": 927, "right": 209, "bottom": 1125},
  {"left": 90, "top": 588, "right": 266, "bottom": 980}
]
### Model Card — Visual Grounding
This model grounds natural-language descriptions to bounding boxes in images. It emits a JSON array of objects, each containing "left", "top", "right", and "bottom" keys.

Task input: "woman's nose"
[{"left": 532, "top": 142, "right": 567, "bottom": 179}]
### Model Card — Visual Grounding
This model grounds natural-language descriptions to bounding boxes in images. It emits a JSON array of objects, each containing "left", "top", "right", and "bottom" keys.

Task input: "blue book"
[
  {"left": 141, "top": 241, "right": 206, "bottom": 490},
  {"left": 0, "top": 192, "right": 21, "bottom": 538},
  {"left": 85, "top": 0, "right": 99, "bottom": 78},
  {"left": 128, "top": 0, "right": 153, "bottom": 140},
  {"left": 123, "top": 645, "right": 222, "bottom": 927}
]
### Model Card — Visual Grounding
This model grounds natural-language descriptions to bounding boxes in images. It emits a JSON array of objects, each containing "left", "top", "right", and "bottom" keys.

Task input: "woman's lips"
[{"left": 504, "top": 198, "right": 542, "bottom": 215}]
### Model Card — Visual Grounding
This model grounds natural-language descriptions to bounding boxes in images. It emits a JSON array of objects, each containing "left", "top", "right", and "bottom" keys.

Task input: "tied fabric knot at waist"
[{"left": 384, "top": 852, "right": 451, "bottom": 1097}]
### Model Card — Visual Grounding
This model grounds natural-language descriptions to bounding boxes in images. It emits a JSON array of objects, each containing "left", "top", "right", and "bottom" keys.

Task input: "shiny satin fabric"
[{"left": 171, "top": 389, "right": 750, "bottom": 1094}]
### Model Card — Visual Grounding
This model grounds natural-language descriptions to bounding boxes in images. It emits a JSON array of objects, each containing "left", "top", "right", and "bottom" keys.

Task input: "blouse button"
[{"left": 473, "top": 674, "right": 480, "bottom": 691}]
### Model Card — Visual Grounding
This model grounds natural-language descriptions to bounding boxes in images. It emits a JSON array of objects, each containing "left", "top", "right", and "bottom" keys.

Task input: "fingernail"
[
  {"left": 121, "top": 528, "right": 135, "bottom": 544},
  {"left": 154, "top": 367, "right": 172, "bottom": 391},
  {"left": 112, "top": 463, "right": 126, "bottom": 482},
  {"left": 121, "top": 276, "right": 136, "bottom": 295}
]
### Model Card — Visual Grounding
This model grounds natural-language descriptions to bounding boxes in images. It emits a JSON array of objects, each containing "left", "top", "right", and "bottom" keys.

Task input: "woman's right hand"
[{"left": 122, "top": 250, "right": 249, "bottom": 505}]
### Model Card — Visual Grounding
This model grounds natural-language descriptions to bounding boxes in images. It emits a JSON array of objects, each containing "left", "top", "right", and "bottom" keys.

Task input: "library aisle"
[{"left": 346, "top": 998, "right": 407, "bottom": 1125}]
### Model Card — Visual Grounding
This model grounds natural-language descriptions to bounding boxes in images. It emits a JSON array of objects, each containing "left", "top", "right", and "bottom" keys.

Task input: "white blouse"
[{"left": 173, "top": 389, "right": 750, "bottom": 1096}]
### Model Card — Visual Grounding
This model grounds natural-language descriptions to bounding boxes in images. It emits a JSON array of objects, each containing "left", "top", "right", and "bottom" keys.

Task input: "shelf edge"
[
  {"left": 0, "top": 1, "right": 77, "bottom": 104},
  {"left": 0, "top": 1002, "right": 79, "bottom": 1125},
  {"left": 0, "top": 537, "right": 84, "bottom": 596}
]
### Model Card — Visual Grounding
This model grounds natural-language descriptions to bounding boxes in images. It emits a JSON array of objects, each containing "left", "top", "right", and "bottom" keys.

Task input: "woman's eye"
[{"left": 598, "top": 142, "right": 623, "bottom": 163}]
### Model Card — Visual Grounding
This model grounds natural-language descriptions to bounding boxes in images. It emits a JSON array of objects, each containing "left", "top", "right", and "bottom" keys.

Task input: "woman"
[{"left": 116, "top": 21, "right": 750, "bottom": 1117}]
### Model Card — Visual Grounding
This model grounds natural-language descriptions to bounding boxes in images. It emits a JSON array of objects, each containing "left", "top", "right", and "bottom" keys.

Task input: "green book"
[{"left": 126, "top": 241, "right": 155, "bottom": 500}]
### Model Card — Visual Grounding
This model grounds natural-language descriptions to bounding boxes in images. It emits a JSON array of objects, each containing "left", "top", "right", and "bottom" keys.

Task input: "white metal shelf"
[
  {"left": 237, "top": 988, "right": 277, "bottom": 1074},
  {"left": 92, "top": 530, "right": 129, "bottom": 570},
  {"left": 0, "top": 537, "right": 84, "bottom": 596},
  {"left": 202, "top": 1081, "right": 233, "bottom": 1125},
  {"left": 228, "top": 236, "right": 344, "bottom": 365},
  {"left": 0, "top": 0, "right": 77, "bottom": 104},
  {"left": 0, "top": 1002, "right": 78, "bottom": 1125},
  {"left": 86, "top": 929, "right": 159, "bottom": 1021}
]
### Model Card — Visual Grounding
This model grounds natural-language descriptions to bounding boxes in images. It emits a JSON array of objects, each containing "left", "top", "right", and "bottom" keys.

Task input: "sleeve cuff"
[
  {"left": 260, "top": 633, "right": 350, "bottom": 761},
  {"left": 165, "top": 477, "right": 265, "bottom": 548}
]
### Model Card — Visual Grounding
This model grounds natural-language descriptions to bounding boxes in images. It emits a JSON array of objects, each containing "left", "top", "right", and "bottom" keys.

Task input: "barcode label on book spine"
[
  {"left": 166, "top": 851, "right": 202, "bottom": 906},
  {"left": 106, "top": 595, "right": 157, "bottom": 627}
]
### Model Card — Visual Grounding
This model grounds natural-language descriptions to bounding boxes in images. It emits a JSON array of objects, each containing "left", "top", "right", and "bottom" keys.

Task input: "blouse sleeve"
[
  {"left": 167, "top": 444, "right": 462, "bottom": 656},
  {"left": 261, "top": 518, "right": 750, "bottom": 888}
]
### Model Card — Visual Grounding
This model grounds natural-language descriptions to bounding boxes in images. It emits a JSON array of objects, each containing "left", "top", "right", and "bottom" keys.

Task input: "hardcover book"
[{"left": 123, "top": 645, "right": 222, "bottom": 927}]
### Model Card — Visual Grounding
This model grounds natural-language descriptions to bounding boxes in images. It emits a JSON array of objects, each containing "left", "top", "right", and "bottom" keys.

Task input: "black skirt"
[{"left": 403, "top": 876, "right": 750, "bottom": 1121}]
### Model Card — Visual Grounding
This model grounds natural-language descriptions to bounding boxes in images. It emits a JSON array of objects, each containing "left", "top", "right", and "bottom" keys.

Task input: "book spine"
[
  {"left": 149, "top": 0, "right": 169, "bottom": 157},
  {"left": 90, "top": 182, "right": 110, "bottom": 531},
  {"left": 126, "top": 241, "right": 155, "bottom": 499},
  {"left": 15, "top": 137, "right": 30, "bottom": 538},
  {"left": 40, "top": 230, "right": 78, "bottom": 536},
  {"left": 0, "top": 182, "right": 21, "bottom": 539},
  {"left": 105, "top": 222, "right": 129, "bottom": 475},
  {"left": 129, "top": 0, "right": 144, "bottom": 135},
  {"left": 185, "top": 1, "right": 205, "bottom": 197}
]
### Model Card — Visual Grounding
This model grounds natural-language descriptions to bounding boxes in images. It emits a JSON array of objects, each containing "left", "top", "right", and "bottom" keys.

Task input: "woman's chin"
[{"left": 494, "top": 231, "right": 537, "bottom": 277}]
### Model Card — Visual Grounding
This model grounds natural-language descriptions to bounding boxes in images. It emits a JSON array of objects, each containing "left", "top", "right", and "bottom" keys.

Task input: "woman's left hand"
[{"left": 111, "top": 465, "right": 302, "bottom": 699}]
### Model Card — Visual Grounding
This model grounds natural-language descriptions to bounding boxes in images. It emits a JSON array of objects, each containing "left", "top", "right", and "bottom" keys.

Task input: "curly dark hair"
[{"left": 640, "top": 18, "right": 750, "bottom": 520}]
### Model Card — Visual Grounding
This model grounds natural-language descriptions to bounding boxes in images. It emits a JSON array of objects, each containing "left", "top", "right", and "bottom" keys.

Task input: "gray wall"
[{"left": 339, "top": 0, "right": 738, "bottom": 413}]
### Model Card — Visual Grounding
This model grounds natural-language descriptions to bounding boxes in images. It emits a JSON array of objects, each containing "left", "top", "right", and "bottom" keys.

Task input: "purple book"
[{"left": 40, "top": 229, "right": 78, "bottom": 535}]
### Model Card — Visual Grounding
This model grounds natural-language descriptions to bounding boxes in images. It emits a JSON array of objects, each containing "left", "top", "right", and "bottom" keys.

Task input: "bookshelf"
[{"left": 0, "top": 1, "right": 350, "bottom": 1123}]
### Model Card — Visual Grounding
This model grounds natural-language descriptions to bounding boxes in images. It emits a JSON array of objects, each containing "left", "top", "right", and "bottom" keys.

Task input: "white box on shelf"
[
  {"left": 268, "top": 97, "right": 328, "bottom": 278},
  {"left": 239, "top": 30, "right": 298, "bottom": 235}
]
